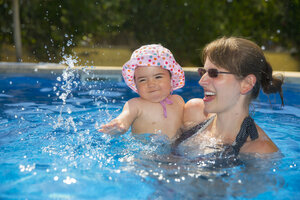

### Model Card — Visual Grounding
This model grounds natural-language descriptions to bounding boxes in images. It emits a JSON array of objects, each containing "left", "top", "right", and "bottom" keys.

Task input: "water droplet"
[
  {"left": 63, "top": 176, "right": 77, "bottom": 184},
  {"left": 67, "top": 107, "right": 72, "bottom": 114},
  {"left": 66, "top": 40, "right": 72, "bottom": 46}
]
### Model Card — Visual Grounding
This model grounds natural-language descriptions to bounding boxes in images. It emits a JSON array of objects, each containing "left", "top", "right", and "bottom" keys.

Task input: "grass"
[
  {"left": 1, "top": 45, "right": 299, "bottom": 71},
  {"left": 72, "top": 47, "right": 132, "bottom": 67},
  {"left": 264, "top": 51, "right": 299, "bottom": 71}
]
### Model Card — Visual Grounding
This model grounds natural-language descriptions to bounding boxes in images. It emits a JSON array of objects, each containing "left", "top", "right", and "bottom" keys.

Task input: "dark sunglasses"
[{"left": 198, "top": 67, "right": 234, "bottom": 78}]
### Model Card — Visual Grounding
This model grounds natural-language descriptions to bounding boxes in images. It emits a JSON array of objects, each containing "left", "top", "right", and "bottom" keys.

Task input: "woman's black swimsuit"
[{"left": 173, "top": 116, "right": 259, "bottom": 158}]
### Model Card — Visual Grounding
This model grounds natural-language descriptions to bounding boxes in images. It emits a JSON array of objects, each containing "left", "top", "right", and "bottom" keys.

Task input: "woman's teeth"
[{"left": 205, "top": 91, "right": 216, "bottom": 96}]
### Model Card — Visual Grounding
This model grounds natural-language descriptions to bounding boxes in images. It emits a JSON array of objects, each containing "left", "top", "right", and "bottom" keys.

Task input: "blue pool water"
[{"left": 0, "top": 66, "right": 299, "bottom": 199}]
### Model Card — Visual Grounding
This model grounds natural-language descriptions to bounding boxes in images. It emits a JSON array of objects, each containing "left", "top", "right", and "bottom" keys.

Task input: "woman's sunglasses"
[{"left": 198, "top": 67, "right": 234, "bottom": 78}]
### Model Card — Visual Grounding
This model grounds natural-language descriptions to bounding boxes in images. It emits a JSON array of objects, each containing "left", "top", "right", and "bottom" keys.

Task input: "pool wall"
[{"left": 1, "top": 62, "right": 300, "bottom": 84}]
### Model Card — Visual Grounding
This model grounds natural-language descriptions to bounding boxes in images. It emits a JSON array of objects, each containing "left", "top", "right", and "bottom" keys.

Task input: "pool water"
[{"left": 0, "top": 66, "right": 299, "bottom": 199}]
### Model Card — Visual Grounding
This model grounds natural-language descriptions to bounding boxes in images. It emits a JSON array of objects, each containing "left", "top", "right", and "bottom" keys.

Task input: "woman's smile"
[{"left": 203, "top": 90, "right": 216, "bottom": 102}]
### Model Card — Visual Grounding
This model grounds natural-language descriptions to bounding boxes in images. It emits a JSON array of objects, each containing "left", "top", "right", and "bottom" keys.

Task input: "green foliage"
[
  {"left": 0, "top": 0, "right": 130, "bottom": 62},
  {"left": 217, "top": 0, "right": 285, "bottom": 43},
  {"left": 123, "top": 0, "right": 223, "bottom": 65},
  {"left": 0, "top": 0, "right": 14, "bottom": 44},
  {"left": 280, "top": 0, "right": 300, "bottom": 53},
  {"left": 0, "top": 0, "right": 299, "bottom": 65}
]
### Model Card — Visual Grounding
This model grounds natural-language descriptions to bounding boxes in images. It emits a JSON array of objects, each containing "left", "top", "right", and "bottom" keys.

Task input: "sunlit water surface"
[{"left": 0, "top": 64, "right": 299, "bottom": 199}]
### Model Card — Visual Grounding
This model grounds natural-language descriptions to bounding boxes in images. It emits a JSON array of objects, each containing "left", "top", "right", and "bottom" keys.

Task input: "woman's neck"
[{"left": 213, "top": 107, "right": 249, "bottom": 143}]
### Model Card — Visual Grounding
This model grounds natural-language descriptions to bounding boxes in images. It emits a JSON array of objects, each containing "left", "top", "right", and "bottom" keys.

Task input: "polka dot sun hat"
[{"left": 122, "top": 44, "right": 185, "bottom": 93}]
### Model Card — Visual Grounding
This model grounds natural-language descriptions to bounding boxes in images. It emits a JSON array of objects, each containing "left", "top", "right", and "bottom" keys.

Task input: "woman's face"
[{"left": 199, "top": 58, "right": 243, "bottom": 114}]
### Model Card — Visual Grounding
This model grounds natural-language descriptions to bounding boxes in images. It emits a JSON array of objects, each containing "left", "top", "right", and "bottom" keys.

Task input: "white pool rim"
[{"left": 1, "top": 62, "right": 299, "bottom": 84}]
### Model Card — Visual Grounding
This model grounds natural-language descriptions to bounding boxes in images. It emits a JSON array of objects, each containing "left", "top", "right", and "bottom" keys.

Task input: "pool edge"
[{"left": 1, "top": 62, "right": 300, "bottom": 84}]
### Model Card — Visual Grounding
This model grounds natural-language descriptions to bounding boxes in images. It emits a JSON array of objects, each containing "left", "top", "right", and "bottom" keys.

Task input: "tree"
[{"left": 0, "top": 0, "right": 299, "bottom": 65}]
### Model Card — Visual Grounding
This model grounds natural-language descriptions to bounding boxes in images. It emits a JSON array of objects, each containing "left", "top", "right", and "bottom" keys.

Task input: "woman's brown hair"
[{"left": 202, "top": 36, "right": 284, "bottom": 106}]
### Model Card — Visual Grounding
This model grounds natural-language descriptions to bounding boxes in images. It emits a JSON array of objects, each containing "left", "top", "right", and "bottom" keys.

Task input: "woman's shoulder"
[
  {"left": 185, "top": 98, "right": 204, "bottom": 107},
  {"left": 184, "top": 98, "right": 206, "bottom": 115},
  {"left": 241, "top": 125, "right": 279, "bottom": 154}
]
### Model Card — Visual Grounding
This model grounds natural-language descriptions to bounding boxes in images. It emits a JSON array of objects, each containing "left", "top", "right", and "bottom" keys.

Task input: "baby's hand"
[{"left": 98, "top": 119, "right": 127, "bottom": 135}]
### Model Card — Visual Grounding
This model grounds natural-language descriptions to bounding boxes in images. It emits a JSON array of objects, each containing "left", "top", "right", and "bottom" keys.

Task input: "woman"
[{"left": 173, "top": 37, "right": 284, "bottom": 158}]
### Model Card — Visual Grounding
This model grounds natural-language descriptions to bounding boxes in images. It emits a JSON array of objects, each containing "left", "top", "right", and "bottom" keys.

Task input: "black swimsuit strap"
[
  {"left": 173, "top": 116, "right": 259, "bottom": 157},
  {"left": 231, "top": 116, "right": 259, "bottom": 155},
  {"left": 173, "top": 117, "right": 213, "bottom": 147}
]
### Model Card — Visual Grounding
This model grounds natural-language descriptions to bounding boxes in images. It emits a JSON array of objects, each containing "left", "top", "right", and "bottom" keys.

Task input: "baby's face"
[{"left": 134, "top": 66, "right": 172, "bottom": 102}]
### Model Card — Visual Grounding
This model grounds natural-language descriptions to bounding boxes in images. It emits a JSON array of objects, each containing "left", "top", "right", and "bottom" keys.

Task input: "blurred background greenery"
[{"left": 0, "top": 0, "right": 299, "bottom": 71}]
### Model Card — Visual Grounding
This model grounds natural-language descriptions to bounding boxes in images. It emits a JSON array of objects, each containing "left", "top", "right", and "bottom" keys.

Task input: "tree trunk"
[{"left": 12, "top": 0, "right": 22, "bottom": 62}]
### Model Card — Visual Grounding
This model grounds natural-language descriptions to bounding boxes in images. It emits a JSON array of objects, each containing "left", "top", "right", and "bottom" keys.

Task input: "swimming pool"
[{"left": 0, "top": 63, "right": 299, "bottom": 199}]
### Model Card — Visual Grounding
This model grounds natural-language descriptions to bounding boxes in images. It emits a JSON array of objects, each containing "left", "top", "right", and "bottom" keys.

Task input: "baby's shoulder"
[
  {"left": 127, "top": 97, "right": 140, "bottom": 102},
  {"left": 126, "top": 97, "right": 144, "bottom": 106},
  {"left": 127, "top": 97, "right": 157, "bottom": 108}
]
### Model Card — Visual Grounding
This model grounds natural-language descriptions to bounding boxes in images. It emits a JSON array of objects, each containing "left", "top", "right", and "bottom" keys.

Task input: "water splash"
[{"left": 53, "top": 55, "right": 79, "bottom": 132}]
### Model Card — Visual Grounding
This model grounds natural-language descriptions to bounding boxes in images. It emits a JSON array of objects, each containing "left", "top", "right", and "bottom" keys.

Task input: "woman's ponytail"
[{"left": 261, "top": 62, "right": 284, "bottom": 106}]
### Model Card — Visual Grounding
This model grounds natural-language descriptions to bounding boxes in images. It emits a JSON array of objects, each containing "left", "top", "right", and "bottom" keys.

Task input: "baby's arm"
[
  {"left": 183, "top": 98, "right": 208, "bottom": 128},
  {"left": 98, "top": 98, "right": 139, "bottom": 135}
]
